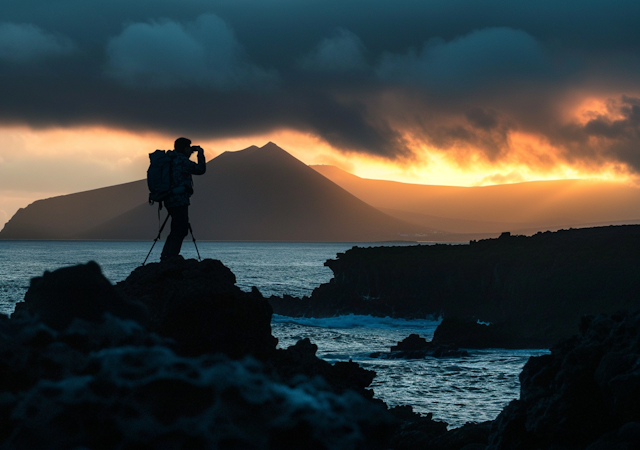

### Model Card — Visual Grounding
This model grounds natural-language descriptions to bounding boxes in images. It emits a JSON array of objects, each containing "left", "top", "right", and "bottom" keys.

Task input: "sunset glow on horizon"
[
  {"left": 2, "top": 105, "right": 639, "bottom": 226},
  {"left": 1, "top": 96, "right": 637, "bottom": 194},
  {"left": 2, "top": 0, "right": 640, "bottom": 227}
]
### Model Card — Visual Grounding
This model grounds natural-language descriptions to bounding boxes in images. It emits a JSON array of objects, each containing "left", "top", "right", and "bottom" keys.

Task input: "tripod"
[{"left": 142, "top": 213, "right": 202, "bottom": 265}]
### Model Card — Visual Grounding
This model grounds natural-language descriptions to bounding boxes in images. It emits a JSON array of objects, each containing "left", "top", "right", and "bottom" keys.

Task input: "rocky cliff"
[
  {"left": 487, "top": 310, "right": 640, "bottom": 449},
  {"left": 1, "top": 259, "right": 397, "bottom": 449},
  {"left": 270, "top": 225, "right": 640, "bottom": 347},
  {"left": 4, "top": 257, "right": 640, "bottom": 449}
]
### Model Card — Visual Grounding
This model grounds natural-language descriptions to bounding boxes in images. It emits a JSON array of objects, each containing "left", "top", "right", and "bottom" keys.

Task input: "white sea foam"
[{"left": 272, "top": 313, "right": 441, "bottom": 330}]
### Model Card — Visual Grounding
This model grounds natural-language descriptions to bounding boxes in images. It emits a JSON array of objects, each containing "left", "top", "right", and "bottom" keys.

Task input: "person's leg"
[{"left": 161, "top": 205, "right": 189, "bottom": 261}]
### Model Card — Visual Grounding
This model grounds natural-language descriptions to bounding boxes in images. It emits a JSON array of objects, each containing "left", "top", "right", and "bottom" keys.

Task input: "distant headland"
[{"left": 269, "top": 224, "right": 640, "bottom": 347}]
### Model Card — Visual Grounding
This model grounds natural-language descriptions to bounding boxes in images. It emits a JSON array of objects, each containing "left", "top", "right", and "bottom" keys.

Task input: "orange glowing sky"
[
  {"left": 4, "top": 2, "right": 640, "bottom": 228},
  {"left": 1, "top": 94, "right": 638, "bottom": 227}
]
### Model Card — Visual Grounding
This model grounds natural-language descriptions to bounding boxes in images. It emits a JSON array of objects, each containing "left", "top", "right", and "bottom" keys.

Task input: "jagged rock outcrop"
[
  {"left": 371, "top": 333, "right": 470, "bottom": 359},
  {"left": 0, "top": 260, "right": 400, "bottom": 449},
  {"left": 0, "top": 313, "right": 393, "bottom": 449},
  {"left": 371, "top": 315, "right": 547, "bottom": 360},
  {"left": 386, "top": 406, "right": 492, "bottom": 450},
  {"left": 430, "top": 317, "right": 532, "bottom": 349},
  {"left": 270, "top": 225, "right": 640, "bottom": 347},
  {"left": 4, "top": 258, "right": 640, "bottom": 449},
  {"left": 116, "top": 257, "right": 277, "bottom": 358},
  {"left": 487, "top": 310, "right": 640, "bottom": 449},
  {"left": 14, "top": 261, "right": 148, "bottom": 330},
  {"left": 270, "top": 337, "right": 377, "bottom": 398}
]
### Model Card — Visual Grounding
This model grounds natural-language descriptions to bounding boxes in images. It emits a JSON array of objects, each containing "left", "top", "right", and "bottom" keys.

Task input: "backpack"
[{"left": 147, "top": 150, "right": 174, "bottom": 207}]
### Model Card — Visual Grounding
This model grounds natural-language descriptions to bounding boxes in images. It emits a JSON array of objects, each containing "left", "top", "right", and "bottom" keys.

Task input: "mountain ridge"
[
  {"left": 311, "top": 164, "right": 640, "bottom": 233},
  {"left": 5, "top": 145, "right": 639, "bottom": 241},
  {"left": 1, "top": 143, "right": 437, "bottom": 242}
]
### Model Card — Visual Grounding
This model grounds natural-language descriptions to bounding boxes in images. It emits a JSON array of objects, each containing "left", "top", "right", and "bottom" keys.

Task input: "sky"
[{"left": 1, "top": 0, "right": 640, "bottom": 225}]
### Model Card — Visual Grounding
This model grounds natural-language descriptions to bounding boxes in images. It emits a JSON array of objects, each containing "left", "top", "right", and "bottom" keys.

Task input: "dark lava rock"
[
  {"left": 371, "top": 333, "right": 470, "bottom": 359},
  {"left": 430, "top": 316, "right": 538, "bottom": 349},
  {"left": 383, "top": 310, "right": 640, "bottom": 449},
  {"left": 116, "top": 257, "right": 277, "bottom": 359},
  {"left": 387, "top": 406, "right": 449, "bottom": 449},
  {"left": 432, "top": 317, "right": 498, "bottom": 348},
  {"left": 268, "top": 293, "right": 311, "bottom": 318},
  {"left": 391, "top": 333, "right": 430, "bottom": 352},
  {"left": 271, "top": 225, "right": 640, "bottom": 347},
  {"left": 1, "top": 260, "right": 398, "bottom": 449},
  {"left": 272, "top": 338, "right": 377, "bottom": 399},
  {"left": 2, "top": 344, "right": 393, "bottom": 449},
  {"left": 23, "top": 257, "right": 640, "bottom": 449},
  {"left": 15, "top": 261, "right": 148, "bottom": 330},
  {"left": 428, "top": 421, "right": 493, "bottom": 450},
  {"left": 487, "top": 310, "right": 640, "bottom": 450},
  {"left": 0, "top": 309, "right": 170, "bottom": 444}
]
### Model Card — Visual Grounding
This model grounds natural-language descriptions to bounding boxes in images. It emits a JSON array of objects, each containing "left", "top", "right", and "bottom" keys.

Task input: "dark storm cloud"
[
  {"left": 105, "top": 14, "right": 278, "bottom": 90},
  {"left": 550, "top": 96, "right": 640, "bottom": 170},
  {"left": 1, "top": 0, "right": 640, "bottom": 165},
  {"left": 584, "top": 97, "right": 640, "bottom": 140},
  {"left": 466, "top": 108, "right": 499, "bottom": 132},
  {"left": 406, "top": 107, "right": 514, "bottom": 161},
  {"left": 0, "top": 23, "right": 75, "bottom": 63},
  {"left": 376, "top": 28, "right": 549, "bottom": 93},
  {"left": 298, "top": 29, "right": 368, "bottom": 73}
]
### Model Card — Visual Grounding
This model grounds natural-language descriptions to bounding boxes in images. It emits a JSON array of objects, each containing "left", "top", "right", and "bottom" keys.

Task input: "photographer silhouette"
[{"left": 160, "top": 137, "right": 206, "bottom": 261}]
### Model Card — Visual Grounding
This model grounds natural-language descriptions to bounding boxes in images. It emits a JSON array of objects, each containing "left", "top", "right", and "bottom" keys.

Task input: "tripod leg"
[
  {"left": 142, "top": 239, "right": 158, "bottom": 266},
  {"left": 188, "top": 223, "right": 202, "bottom": 261},
  {"left": 142, "top": 212, "right": 171, "bottom": 266}
]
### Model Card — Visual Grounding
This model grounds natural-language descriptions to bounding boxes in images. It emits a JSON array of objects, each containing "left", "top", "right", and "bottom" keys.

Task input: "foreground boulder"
[
  {"left": 0, "top": 314, "right": 393, "bottom": 449},
  {"left": 1, "top": 259, "right": 398, "bottom": 449},
  {"left": 116, "top": 257, "right": 277, "bottom": 358},
  {"left": 272, "top": 337, "right": 377, "bottom": 398},
  {"left": 10, "top": 258, "right": 640, "bottom": 449},
  {"left": 14, "top": 261, "right": 147, "bottom": 330},
  {"left": 488, "top": 310, "right": 640, "bottom": 449}
]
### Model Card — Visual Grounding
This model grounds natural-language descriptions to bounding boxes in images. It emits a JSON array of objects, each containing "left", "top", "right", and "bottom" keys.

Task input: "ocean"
[{"left": 0, "top": 240, "right": 547, "bottom": 428}]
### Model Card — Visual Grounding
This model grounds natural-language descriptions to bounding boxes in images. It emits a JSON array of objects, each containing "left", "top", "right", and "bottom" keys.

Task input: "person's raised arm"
[{"left": 189, "top": 146, "right": 206, "bottom": 175}]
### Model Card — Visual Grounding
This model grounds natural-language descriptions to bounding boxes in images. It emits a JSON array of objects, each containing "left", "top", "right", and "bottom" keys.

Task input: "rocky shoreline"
[
  {"left": 1, "top": 257, "right": 639, "bottom": 449},
  {"left": 269, "top": 225, "right": 640, "bottom": 348}
]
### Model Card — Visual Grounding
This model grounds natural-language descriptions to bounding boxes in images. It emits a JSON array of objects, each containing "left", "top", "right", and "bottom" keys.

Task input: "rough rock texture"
[
  {"left": 271, "top": 338, "right": 377, "bottom": 398},
  {"left": 428, "top": 421, "right": 493, "bottom": 450},
  {"left": 116, "top": 257, "right": 277, "bottom": 358},
  {"left": 487, "top": 310, "right": 640, "bottom": 450},
  {"left": 386, "top": 406, "right": 492, "bottom": 450},
  {"left": 15, "top": 261, "right": 147, "bottom": 330},
  {"left": 269, "top": 225, "right": 640, "bottom": 347},
  {"left": 0, "top": 314, "right": 393, "bottom": 449},
  {"left": 11, "top": 258, "right": 640, "bottom": 449},
  {"left": 1, "top": 259, "right": 403, "bottom": 449}
]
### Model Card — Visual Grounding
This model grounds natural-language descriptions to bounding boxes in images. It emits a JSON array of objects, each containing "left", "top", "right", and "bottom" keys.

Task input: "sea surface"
[{"left": 0, "top": 240, "right": 548, "bottom": 428}]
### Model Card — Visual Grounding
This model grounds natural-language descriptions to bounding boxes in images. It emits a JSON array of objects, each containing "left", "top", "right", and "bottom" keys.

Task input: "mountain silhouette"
[
  {"left": 1, "top": 143, "right": 436, "bottom": 241},
  {"left": 311, "top": 165, "right": 640, "bottom": 234},
  {"left": 0, "top": 180, "right": 147, "bottom": 239}
]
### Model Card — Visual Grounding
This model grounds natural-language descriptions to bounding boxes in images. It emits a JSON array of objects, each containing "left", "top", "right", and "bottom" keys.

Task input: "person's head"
[{"left": 174, "top": 137, "right": 192, "bottom": 155}]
